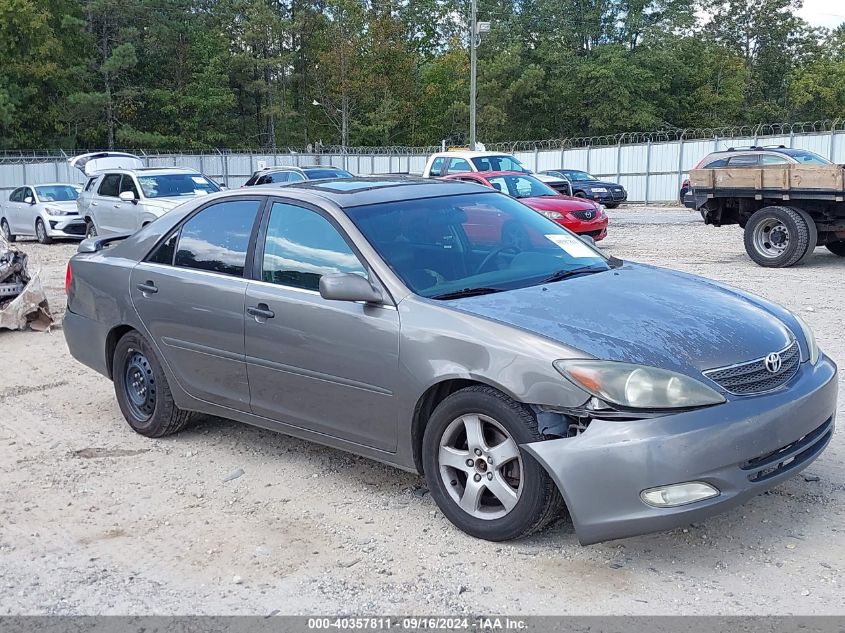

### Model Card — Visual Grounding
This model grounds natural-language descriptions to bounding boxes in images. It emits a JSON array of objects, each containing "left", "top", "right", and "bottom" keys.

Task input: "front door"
[
  {"left": 130, "top": 197, "right": 264, "bottom": 410},
  {"left": 115, "top": 175, "right": 141, "bottom": 230},
  {"left": 244, "top": 200, "right": 400, "bottom": 451}
]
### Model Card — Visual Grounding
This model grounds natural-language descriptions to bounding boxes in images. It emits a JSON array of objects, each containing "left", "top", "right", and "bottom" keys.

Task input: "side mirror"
[
  {"left": 24, "top": 196, "right": 35, "bottom": 205},
  {"left": 579, "top": 234, "right": 596, "bottom": 246},
  {"left": 319, "top": 273, "right": 383, "bottom": 304},
  {"left": 119, "top": 191, "right": 136, "bottom": 203}
]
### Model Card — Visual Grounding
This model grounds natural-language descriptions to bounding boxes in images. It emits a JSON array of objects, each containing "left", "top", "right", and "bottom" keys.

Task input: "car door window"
[
  {"left": 447, "top": 158, "right": 471, "bottom": 174},
  {"left": 174, "top": 199, "right": 262, "bottom": 277},
  {"left": 23, "top": 187, "right": 34, "bottom": 202},
  {"left": 727, "top": 155, "right": 759, "bottom": 166},
  {"left": 9, "top": 188, "right": 22, "bottom": 203},
  {"left": 119, "top": 175, "right": 139, "bottom": 198},
  {"left": 260, "top": 202, "right": 366, "bottom": 291},
  {"left": 98, "top": 174, "right": 121, "bottom": 197},
  {"left": 761, "top": 155, "right": 789, "bottom": 165},
  {"left": 429, "top": 156, "right": 445, "bottom": 176}
]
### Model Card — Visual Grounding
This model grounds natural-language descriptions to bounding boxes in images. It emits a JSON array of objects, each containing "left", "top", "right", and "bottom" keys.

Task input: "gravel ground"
[{"left": 0, "top": 206, "right": 843, "bottom": 615}]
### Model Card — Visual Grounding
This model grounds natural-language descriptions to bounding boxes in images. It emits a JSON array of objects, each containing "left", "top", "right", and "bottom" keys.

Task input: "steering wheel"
[{"left": 475, "top": 246, "right": 520, "bottom": 275}]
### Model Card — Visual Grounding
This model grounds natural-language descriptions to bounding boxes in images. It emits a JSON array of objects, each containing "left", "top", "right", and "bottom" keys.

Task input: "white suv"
[{"left": 71, "top": 152, "right": 220, "bottom": 237}]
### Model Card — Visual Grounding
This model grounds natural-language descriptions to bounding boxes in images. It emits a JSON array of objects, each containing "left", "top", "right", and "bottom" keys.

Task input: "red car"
[{"left": 442, "top": 170, "right": 608, "bottom": 240}]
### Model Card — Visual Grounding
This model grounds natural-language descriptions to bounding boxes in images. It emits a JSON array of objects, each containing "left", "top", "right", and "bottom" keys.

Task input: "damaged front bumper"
[{"left": 522, "top": 356, "right": 837, "bottom": 545}]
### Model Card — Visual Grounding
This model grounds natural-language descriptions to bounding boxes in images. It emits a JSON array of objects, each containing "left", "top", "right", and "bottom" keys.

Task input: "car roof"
[
  {"left": 429, "top": 151, "right": 515, "bottom": 160},
  {"left": 95, "top": 167, "right": 200, "bottom": 176},
  {"left": 448, "top": 170, "right": 532, "bottom": 178},
  {"left": 265, "top": 175, "right": 487, "bottom": 208},
  {"left": 26, "top": 182, "right": 78, "bottom": 188}
]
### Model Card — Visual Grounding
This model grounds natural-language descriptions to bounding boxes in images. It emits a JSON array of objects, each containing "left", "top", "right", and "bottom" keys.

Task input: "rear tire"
[
  {"left": 113, "top": 330, "right": 195, "bottom": 437},
  {"left": 826, "top": 240, "right": 845, "bottom": 257},
  {"left": 422, "top": 386, "right": 562, "bottom": 541},
  {"left": 35, "top": 219, "right": 53, "bottom": 244},
  {"left": 85, "top": 219, "right": 97, "bottom": 239},
  {"left": 0, "top": 218, "right": 14, "bottom": 242},
  {"left": 574, "top": 191, "right": 587, "bottom": 198},
  {"left": 743, "top": 206, "right": 813, "bottom": 268}
]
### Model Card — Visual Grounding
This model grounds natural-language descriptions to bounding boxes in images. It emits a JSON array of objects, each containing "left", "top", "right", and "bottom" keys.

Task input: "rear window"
[{"left": 174, "top": 199, "right": 261, "bottom": 277}]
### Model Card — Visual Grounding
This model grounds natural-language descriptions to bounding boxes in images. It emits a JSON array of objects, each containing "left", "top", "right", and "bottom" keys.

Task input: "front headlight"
[
  {"left": 591, "top": 187, "right": 608, "bottom": 193},
  {"left": 791, "top": 312, "right": 819, "bottom": 364},
  {"left": 44, "top": 207, "right": 72, "bottom": 216},
  {"left": 554, "top": 360, "right": 725, "bottom": 409},
  {"left": 540, "top": 210, "right": 565, "bottom": 220}
]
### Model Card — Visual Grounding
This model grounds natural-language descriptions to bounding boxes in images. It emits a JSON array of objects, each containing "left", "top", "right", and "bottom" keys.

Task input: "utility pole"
[{"left": 469, "top": 0, "right": 477, "bottom": 151}]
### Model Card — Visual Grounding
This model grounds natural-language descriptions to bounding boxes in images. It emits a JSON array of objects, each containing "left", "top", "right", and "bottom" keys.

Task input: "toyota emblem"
[{"left": 764, "top": 352, "right": 782, "bottom": 374}]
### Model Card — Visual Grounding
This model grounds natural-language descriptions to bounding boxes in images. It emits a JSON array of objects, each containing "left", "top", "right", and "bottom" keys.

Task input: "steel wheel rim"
[
  {"left": 438, "top": 413, "right": 523, "bottom": 520},
  {"left": 123, "top": 350, "right": 156, "bottom": 421},
  {"left": 1, "top": 220, "right": 9, "bottom": 239},
  {"left": 753, "top": 218, "right": 790, "bottom": 258},
  {"left": 36, "top": 221, "right": 45, "bottom": 241}
]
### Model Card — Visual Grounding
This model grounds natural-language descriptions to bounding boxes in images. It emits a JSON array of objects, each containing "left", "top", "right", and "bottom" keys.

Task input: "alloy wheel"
[{"left": 438, "top": 413, "right": 523, "bottom": 520}]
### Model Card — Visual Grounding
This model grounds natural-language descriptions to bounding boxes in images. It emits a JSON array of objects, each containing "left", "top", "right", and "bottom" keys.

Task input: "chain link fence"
[{"left": 2, "top": 119, "right": 844, "bottom": 203}]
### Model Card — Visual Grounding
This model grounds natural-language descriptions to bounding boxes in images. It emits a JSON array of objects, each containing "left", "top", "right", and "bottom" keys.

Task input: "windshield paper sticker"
[
  {"left": 545, "top": 234, "right": 595, "bottom": 258},
  {"left": 191, "top": 176, "right": 209, "bottom": 185}
]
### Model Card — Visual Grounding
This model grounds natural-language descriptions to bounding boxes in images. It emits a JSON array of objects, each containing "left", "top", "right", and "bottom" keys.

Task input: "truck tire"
[
  {"left": 793, "top": 207, "right": 818, "bottom": 265},
  {"left": 743, "top": 206, "right": 815, "bottom": 268}
]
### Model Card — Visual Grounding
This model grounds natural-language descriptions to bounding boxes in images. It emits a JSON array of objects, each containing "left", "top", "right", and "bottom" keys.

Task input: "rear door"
[
  {"left": 244, "top": 199, "right": 400, "bottom": 451},
  {"left": 5, "top": 188, "right": 25, "bottom": 233},
  {"left": 93, "top": 173, "right": 122, "bottom": 234},
  {"left": 130, "top": 197, "right": 265, "bottom": 410}
]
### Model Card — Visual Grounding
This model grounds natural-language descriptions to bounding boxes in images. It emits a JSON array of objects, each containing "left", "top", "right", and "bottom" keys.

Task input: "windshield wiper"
[
  {"left": 431, "top": 287, "right": 504, "bottom": 300},
  {"left": 538, "top": 265, "right": 607, "bottom": 285}
]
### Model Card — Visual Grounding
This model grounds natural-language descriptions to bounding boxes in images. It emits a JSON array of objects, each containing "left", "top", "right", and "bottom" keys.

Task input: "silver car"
[
  {"left": 1, "top": 183, "right": 86, "bottom": 243},
  {"left": 70, "top": 152, "right": 220, "bottom": 238},
  {"left": 63, "top": 178, "right": 837, "bottom": 544}
]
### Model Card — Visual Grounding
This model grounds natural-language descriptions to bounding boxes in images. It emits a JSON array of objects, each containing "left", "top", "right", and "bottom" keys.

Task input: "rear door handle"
[
  {"left": 247, "top": 304, "right": 275, "bottom": 320},
  {"left": 136, "top": 281, "right": 158, "bottom": 294},
  {"left": 91, "top": 202, "right": 98, "bottom": 207}
]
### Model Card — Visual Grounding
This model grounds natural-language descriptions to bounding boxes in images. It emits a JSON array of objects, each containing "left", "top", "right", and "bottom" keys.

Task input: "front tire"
[
  {"left": 0, "top": 218, "right": 14, "bottom": 242},
  {"left": 113, "top": 331, "right": 194, "bottom": 437},
  {"left": 743, "top": 206, "right": 815, "bottom": 268},
  {"left": 826, "top": 240, "right": 845, "bottom": 256},
  {"left": 35, "top": 218, "right": 53, "bottom": 244},
  {"left": 422, "top": 386, "right": 562, "bottom": 541}
]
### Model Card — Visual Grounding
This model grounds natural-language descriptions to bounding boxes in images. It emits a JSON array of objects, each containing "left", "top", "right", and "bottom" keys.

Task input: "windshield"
[
  {"left": 470, "top": 155, "right": 529, "bottom": 173},
  {"left": 346, "top": 192, "right": 610, "bottom": 299},
  {"left": 136, "top": 173, "right": 220, "bottom": 199},
  {"left": 35, "top": 185, "right": 78, "bottom": 202},
  {"left": 487, "top": 174, "right": 558, "bottom": 199},
  {"left": 561, "top": 170, "right": 596, "bottom": 182},
  {"left": 304, "top": 168, "right": 354, "bottom": 179},
  {"left": 783, "top": 150, "right": 831, "bottom": 165}
]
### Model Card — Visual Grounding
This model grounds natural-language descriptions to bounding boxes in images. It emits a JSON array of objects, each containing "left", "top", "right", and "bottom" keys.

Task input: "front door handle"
[
  {"left": 136, "top": 281, "right": 158, "bottom": 294},
  {"left": 247, "top": 304, "right": 275, "bottom": 320},
  {"left": 91, "top": 202, "right": 98, "bottom": 207}
]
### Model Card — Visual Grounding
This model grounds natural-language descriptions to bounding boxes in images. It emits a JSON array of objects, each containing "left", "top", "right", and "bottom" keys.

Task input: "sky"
[{"left": 798, "top": 0, "right": 845, "bottom": 28}]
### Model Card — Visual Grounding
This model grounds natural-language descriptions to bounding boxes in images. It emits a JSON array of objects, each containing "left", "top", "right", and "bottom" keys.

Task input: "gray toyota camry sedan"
[{"left": 63, "top": 177, "right": 837, "bottom": 544}]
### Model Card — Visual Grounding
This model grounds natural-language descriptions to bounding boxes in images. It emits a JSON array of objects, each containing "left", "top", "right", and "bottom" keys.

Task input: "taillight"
[{"left": 65, "top": 262, "right": 72, "bottom": 295}]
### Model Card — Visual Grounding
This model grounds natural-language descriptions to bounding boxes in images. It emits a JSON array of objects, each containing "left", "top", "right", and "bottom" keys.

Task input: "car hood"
[
  {"left": 41, "top": 200, "right": 78, "bottom": 212},
  {"left": 141, "top": 197, "right": 199, "bottom": 212},
  {"left": 520, "top": 196, "right": 597, "bottom": 212},
  {"left": 578, "top": 180, "right": 623, "bottom": 190},
  {"left": 442, "top": 263, "right": 794, "bottom": 376}
]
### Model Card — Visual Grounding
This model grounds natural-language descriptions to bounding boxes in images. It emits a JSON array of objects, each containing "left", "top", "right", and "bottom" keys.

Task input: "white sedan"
[{"left": 1, "top": 183, "right": 86, "bottom": 244}]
